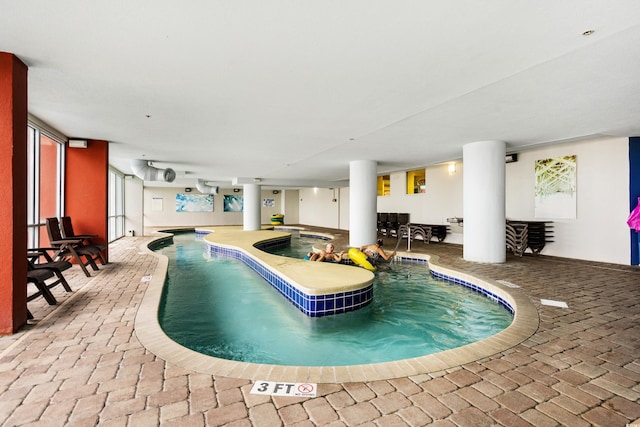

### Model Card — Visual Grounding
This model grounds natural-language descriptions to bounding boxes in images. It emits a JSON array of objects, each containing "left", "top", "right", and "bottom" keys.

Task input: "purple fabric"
[{"left": 628, "top": 197, "right": 640, "bottom": 231}]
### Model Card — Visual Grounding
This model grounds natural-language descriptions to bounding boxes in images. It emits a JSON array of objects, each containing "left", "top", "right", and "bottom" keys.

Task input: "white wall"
[
  {"left": 299, "top": 187, "right": 342, "bottom": 229},
  {"left": 124, "top": 176, "right": 144, "bottom": 236},
  {"left": 377, "top": 163, "right": 465, "bottom": 244},
  {"left": 282, "top": 189, "right": 300, "bottom": 225},
  {"left": 299, "top": 136, "right": 631, "bottom": 264},
  {"left": 339, "top": 187, "right": 350, "bottom": 231},
  {"left": 505, "top": 136, "right": 629, "bottom": 263}
]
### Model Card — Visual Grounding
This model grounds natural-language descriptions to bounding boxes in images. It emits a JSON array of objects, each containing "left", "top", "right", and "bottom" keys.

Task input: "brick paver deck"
[{"left": 1, "top": 228, "right": 639, "bottom": 426}]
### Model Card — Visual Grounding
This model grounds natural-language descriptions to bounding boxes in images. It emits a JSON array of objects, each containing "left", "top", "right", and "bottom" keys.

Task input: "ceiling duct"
[
  {"left": 130, "top": 159, "right": 176, "bottom": 182},
  {"left": 197, "top": 179, "right": 219, "bottom": 195}
]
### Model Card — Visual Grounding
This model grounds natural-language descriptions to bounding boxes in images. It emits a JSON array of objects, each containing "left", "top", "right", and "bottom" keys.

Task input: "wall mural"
[
  {"left": 176, "top": 194, "right": 214, "bottom": 212},
  {"left": 534, "top": 155, "right": 577, "bottom": 219},
  {"left": 224, "top": 195, "right": 244, "bottom": 212}
]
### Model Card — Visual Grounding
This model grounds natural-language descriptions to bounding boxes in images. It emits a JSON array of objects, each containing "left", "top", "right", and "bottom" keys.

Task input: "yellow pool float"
[
  {"left": 270, "top": 214, "right": 284, "bottom": 225},
  {"left": 348, "top": 247, "right": 376, "bottom": 271}
]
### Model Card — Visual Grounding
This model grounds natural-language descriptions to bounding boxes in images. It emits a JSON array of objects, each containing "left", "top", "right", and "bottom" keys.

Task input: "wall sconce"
[{"left": 448, "top": 163, "right": 456, "bottom": 174}]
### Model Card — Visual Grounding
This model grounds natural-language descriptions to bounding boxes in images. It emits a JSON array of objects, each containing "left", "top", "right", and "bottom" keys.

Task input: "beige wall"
[{"left": 142, "top": 187, "right": 289, "bottom": 231}]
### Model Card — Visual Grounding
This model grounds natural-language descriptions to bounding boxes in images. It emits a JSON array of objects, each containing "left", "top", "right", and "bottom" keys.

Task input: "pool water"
[
  {"left": 266, "top": 233, "right": 330, "bottom": 259},
  {"left": 157, "top": 232, "right": 513, "bottom": 366}
]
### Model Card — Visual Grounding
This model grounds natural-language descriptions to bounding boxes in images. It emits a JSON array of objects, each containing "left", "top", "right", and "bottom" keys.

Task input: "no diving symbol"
[{"left": 297, "top": 383, "right": 314, "bottom": 394}]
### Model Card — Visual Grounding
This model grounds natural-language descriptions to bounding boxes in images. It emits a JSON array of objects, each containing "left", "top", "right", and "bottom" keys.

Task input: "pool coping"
[{"left": 134, "top": 227, "right": 539, "bottom": 383}]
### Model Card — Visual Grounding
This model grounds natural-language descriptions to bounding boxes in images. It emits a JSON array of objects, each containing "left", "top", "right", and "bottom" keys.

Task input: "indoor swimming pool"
[{"left": 155, "top": 231, "right": 513, "bottom": 366}]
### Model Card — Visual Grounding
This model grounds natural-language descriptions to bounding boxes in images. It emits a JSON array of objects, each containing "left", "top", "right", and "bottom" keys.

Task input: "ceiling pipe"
[
  {"left": 130, "top": 159, "right": 176, "bottom": 182},
  {"left": 197, "top": 179, "right": 219, "bottom": 195}
]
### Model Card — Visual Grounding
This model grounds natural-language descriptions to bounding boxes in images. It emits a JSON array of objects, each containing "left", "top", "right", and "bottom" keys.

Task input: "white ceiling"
[{"left": 3, "top": 0, "right": 640, "bottom": 188}]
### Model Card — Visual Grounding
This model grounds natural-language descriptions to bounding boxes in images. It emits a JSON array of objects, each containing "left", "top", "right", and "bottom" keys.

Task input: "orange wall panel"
[
  {"left": 64, "top": 139, "right": 109, "bottom": 261},
  {"left": 0, "top": 53, "right": 28, "bottom": 334}
]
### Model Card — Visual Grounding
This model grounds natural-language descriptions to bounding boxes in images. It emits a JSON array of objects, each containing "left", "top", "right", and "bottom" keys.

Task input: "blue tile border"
[
  {"left": 205, "top": 239, "right": 373, "bottom": 317},
  {"left": 197, "top": 229, "right": 513, "bottom": 317},
  {"left": 430, "top": 270, "right": 514, "bottom": 314},
  {"left": 195, "top": 229, "right": 211, "bottom": 238},
  {"left": 395, "top": 254, "right": 515, "bottom": 315}
]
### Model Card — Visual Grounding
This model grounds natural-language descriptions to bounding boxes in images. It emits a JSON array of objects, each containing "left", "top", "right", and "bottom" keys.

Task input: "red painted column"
[
  {"left": 65, "top": 140, "right": 109, "bottom": 262},
  {"left": 0, "top": 53, "right": 28, "bottom": 334}
]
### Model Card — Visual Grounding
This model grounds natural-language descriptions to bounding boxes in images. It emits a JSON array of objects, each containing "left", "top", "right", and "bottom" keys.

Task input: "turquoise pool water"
[{"left": 157, "top": 232, "right": 513, "bottom": 366}]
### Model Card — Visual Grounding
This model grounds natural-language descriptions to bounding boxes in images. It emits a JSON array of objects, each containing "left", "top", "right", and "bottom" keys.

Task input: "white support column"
[
  {"left": 349, "top": 160, "right": 378, "bottom": 248},
  {"left": 243, "top": 183, "right": 261, "bottom": 231},
  {"left": 463, "top": 140, "right": 506, "bottom": 263}
]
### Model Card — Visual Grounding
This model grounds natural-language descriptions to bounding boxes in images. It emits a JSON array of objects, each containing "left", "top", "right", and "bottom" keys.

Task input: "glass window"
[
  {"left": 26, "top": 126, "right": 37, "bottom": 248},
  {"left": 406, "top": 169, "right": 426, "bottom": 194},
  {"left": 26, "top": 124, "right": 65, "bottom": 248},
  {"left": 377, "top": 175, "right": 390, "bottom": 196},
  {"left": 40, "top": 135, "right": 59, "bottom": 220},
  {"left": 108, "top": 169, "right": 125, "bottom": 242}
]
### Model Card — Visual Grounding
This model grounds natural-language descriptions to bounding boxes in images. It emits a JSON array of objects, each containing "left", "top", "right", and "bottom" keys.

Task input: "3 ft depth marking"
[{"left": 250, "top": 381, "right": 317, "bottom": 397}]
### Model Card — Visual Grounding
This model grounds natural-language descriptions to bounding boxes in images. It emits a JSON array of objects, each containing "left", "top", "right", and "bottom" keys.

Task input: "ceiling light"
[{"left": 582, "top": 29, "right": 595, "bottom": 36}]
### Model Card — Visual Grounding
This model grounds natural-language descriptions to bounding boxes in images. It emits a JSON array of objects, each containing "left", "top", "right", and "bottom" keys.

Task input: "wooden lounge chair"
[
  {"left": 46, "top": 217, "right": 100, "bottom": 277},
  {"left": 390, "top": 213, "right": 410, "bottom": 238},
  {"left": 378, "top": 213, "right": 389, "bottom": 236},
  {"left": 60, "top": 216, "right": 107, "bottom": 265},
  {"left": 28, "top": 248, "right": 73, "bottom": 293},
  {"left": 385, "top": 213, "right": 398, "bottom": 238},
  {"left": 27, "top": 268, "right": 58, "bottom": 306}
]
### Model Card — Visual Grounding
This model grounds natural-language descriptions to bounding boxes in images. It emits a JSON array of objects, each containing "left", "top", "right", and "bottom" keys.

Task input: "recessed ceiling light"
[{"left": 582, "top": 29, "right": 595, "bottom": 36}]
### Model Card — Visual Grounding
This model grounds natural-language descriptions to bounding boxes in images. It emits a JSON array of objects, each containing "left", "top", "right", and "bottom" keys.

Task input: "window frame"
[
  {"left": 26, "top": 122, "right": 66, "bottom": 249},
  {"left": 377, "top": 175, "right": 390, "bottom": 196},
  {"left": 108, "top": 168, "right": 125, "bottom": 242},
  {"left": 406, "top": 168, "right": 426, "bottom": 195}
]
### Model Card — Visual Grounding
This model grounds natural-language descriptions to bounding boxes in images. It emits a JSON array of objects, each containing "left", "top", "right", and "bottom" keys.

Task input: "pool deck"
[{"left": 2, "top": 226, "right": 639, "bottom": 426}]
